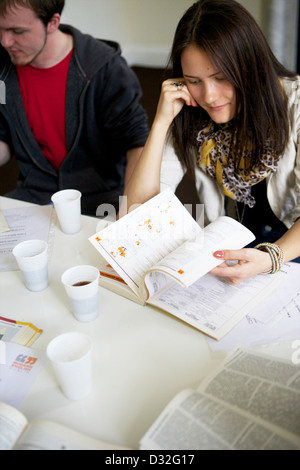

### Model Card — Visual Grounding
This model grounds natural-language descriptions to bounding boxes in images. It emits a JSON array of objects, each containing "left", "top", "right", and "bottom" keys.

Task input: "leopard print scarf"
[{"left": 196, "top": 121, "right": 279, "bottom": 208}]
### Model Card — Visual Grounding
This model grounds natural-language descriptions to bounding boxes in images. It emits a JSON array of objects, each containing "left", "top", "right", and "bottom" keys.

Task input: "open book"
[
  {"left": 139, "top": 347, "right": 300, "bottom": 450},
  {"left": 89, "top": 189, "right": 285, "bottom": 340},
  {"left": 0, "top": 402, "right": 128, "bottom": 450}
]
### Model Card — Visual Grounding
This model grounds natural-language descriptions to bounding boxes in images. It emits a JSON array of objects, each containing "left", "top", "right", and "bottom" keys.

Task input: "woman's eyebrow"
[{"left": 183, "top": 72, "right": 221, "bottom": 79}]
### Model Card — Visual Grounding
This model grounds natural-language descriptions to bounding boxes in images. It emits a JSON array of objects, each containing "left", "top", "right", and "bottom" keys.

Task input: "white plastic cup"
[
  {"left": 51, "top": 189, "right": 82, "bottom": 234},
  {"left": 61, "top": 265, "right": 100, "bottom": 322},
  {"left": 46, "top": 332, "right": 93, "bottom": 401},
  {"left": 12, "top": 240, "right": 48, "bottom": 292}
]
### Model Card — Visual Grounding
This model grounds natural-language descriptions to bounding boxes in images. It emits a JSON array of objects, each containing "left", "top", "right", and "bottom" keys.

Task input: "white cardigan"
[{"left": 160, "top": 76, "right": 300, "bottom": 228}]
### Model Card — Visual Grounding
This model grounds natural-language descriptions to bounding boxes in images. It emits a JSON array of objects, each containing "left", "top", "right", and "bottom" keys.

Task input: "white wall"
[{"left": 63, "top": 0, "right": 263, "bottom": 67}]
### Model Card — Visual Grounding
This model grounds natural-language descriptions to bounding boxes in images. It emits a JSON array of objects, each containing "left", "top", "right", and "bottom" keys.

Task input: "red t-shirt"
[{"left": 16, "top": 49, "right": 73, "bottom": 170}]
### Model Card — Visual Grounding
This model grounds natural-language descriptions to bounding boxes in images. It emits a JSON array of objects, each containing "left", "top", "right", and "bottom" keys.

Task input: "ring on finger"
[{"left": 172, "top": 81, "right": 185, "bottom": 90}]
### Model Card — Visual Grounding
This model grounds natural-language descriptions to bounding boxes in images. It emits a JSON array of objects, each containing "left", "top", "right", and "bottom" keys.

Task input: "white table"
[{"left": 0, "top": 196, "right": 295, "bottom": 449}]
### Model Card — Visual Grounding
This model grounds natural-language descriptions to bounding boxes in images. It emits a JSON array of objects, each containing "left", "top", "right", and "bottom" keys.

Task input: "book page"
[
  {"left": 15, "top": 420, "right": 129, "bottom": 450},
  {"left": 145, "top": 216, "right": 255, "bottom": 288},
  {"left": 198, "top": 348, "right": 300, "bottom": 438},
  {"left": 139, "top": 389, "right": 300, "bottom": 450},
  {"left": 0, "top": 402, "right": 28, "bottom": 450},
  {"left": 147, "top": 271, "right": 285, "bottom": 340},
  {"left": 89, "top": 189, "right": 201, "bottom": 299},
  {"left": 140, "top": 347, "right": 300, "bottom": 450}
]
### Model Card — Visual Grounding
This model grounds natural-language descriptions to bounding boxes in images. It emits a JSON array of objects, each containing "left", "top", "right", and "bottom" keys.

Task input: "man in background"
[{"left": 0, "top": 0, "right": 149, "bottom": 215}]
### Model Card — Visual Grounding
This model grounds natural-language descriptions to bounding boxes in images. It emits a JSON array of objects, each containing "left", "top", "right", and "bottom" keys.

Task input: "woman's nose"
[{"left": 203, "top": 82, "right": 217, "bottom": 104}]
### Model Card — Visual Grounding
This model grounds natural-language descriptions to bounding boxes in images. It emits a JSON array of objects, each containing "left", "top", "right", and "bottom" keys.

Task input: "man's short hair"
[{"left": 0, "top": 0, "right": 65, "bottom": 26}]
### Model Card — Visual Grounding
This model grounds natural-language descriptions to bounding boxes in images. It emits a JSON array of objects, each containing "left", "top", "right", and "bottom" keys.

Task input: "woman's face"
[{"left": 181, "top": 43, "right": 236, "bottom": 123}]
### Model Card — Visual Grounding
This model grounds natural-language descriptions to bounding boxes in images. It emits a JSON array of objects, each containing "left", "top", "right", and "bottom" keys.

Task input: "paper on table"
[
  {"left": 0, "top": 342, "right": 48, "bottom": 409},
  {"left": 208, "top": 262, "right": 300, "bottom": 351},
  {"left": 0, "top": 205, "right": 54, "bottom": 272},
  {"left": 0, "top": 210, "right": 9, "bottom": 234},
  {"left": 0, "top": 316, "right": 42, "bottom": 347}
]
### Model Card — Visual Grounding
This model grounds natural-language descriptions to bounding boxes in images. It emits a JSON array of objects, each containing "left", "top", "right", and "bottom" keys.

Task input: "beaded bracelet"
[{"left": 255, "top": 242, "right": 284, "bottom": 274}]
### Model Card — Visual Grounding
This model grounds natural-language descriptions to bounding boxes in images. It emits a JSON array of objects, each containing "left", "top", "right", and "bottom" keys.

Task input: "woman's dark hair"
[
  {"left": 0, "top": 0, "right": 65, "bottom": 26},
  {"left": 167, "top": 0, "right": 296, "bottom": 175}
]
